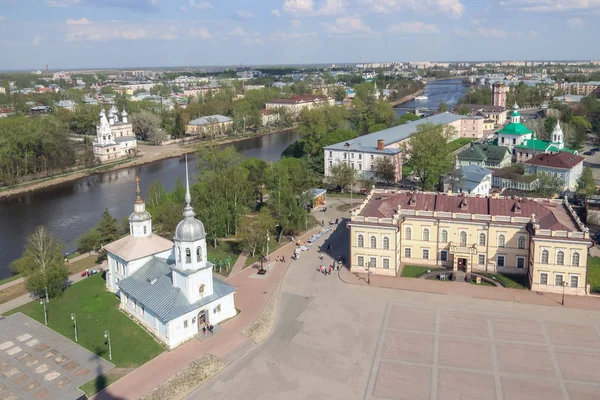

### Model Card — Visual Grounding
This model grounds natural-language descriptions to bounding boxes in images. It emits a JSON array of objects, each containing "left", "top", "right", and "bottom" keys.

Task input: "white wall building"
[
  {"left": 92, "top": 106, "right": 137, "bottom": 163},
  {"left": 524, "top": 152, "right": 585, "bottom": 192},
  {"left": 105, "top": 165, "right": 237, "bottom": 349}
]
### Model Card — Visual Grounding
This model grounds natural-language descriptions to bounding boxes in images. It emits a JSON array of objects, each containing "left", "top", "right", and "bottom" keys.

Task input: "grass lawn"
[
  {"left": 588, "top": 256, "right": 600, "bottom": 294},
  {"left": 6, "top": 274, "right": 165, "bottom": 395},
  {"left": 401, "top": 265, "right": 444, "bottom": 278},
  {"left": 448, "top": 138, "right": 477, "bottom": 153},
  {"left": 336, "top": 203, "right": 355, "bottom": 213},
  {"left": 244, "top": 240, "right": 288, "bottom": 268},
  {"left": 478, "top": 272, "right": 527, "bottom": 289},
  {"left": 327, "top": 192, "right": 367, "bottom": 199},
  {"left": 207, "top": 240, "right": 242, "bottom": 277},
  {"left": 402, "top": 163, "right": 414, "bottom": 177},
  {"left": 0, "top": 274, "right": 22, "bottom": 286}
]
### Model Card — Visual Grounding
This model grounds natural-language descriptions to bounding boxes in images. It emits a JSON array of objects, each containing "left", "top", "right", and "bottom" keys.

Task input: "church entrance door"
[{"left": 197, "top": 311, "right": 207, "bottom": 331}]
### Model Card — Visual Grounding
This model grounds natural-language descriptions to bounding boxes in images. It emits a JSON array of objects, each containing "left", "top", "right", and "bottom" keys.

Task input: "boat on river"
[{"left": 415, "top": 95, "right": 428, "bottom": 101}]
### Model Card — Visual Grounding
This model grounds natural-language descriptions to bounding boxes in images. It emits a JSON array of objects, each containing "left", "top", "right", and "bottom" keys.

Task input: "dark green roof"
[
  {"left": 496, "top": 122, "right": 533, "bottom": 135},
  {"left": 457, "top": 143, "right": 510, "bottom": 163},
  {"left": 515, "top": 140, "right": 576, "bottom": 154}
]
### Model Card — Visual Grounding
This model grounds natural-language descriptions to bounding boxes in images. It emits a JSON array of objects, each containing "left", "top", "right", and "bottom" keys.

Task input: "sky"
[{"left": 0, "top": 0, "right": 599, "bottom": 70}]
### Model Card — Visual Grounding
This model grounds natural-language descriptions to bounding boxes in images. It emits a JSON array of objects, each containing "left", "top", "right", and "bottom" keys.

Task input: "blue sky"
[{"left": 0, "top": 0, "right": 599, "bottom": 70}]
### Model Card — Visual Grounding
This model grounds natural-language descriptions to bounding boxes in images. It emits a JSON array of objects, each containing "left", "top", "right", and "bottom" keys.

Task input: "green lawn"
[
  {"left": 588, "top": 256, "right": 600, "bottom": 294},
  {"left": 401, "top": 265, "right": 444, "bottom": 278},
  {"left": 402, "top": 163, "right": 414, "bottom": 177},
  {"left": 327, "top": 192, "right": 367, "bottom": 199},
  {"left": 6, "top": 274, "right": 165, "bottom": 395},
  {"left": 0, "top": 274, "right": 22, "bottom": 286},
  {"left": 448, "top": 138, "right": 477, "bottom": 153},
  {"left": 478, "top": 272, "right": 527, "bottom": 289},
  {"left": 207, "top": 240, "right": 242, "bottom": 277}
]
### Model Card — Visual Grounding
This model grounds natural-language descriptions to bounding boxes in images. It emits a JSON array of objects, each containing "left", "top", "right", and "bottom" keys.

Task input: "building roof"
[
  {"left": 451, "top": 104, "right": 506, "bottom": 113},
  {"left": 496, "top": 121, "right": 533, "bottom": 135},
  {"left": 117, "top": 257, "right": 237, "bottom": 322},
  {"left": 524, "top": 152, "right": 585, "bottom": 170},
  {"left": 324, "top": 112, "right": 468, "bottom": 154},
  {"left": 56, "top": 100, "right": 76, "bottom": 107},
  {"left": 492, "top": 166, "right": 539, "bottom": 183},
  {"left": 267, "top": 95, "right": 330, "bottom": 104},
  {"left": 104, "top": 234, "right": 173, "bottom": 262},
  {"left": 188, "top": 115, "right": 232, "bottom": 126},
  {"left": 514, "top": 140, "right": 576, "bottom": 154},
  {"left": 445, "top": 165, "right": 492, "bottom": 191},
  {"left": 457, "top": 143, "right": 510, "bottom": 163},
  {"left": 358, "top": 191, "right": 579, "bottom": 232}
]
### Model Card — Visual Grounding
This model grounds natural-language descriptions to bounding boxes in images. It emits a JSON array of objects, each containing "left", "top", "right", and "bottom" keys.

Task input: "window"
[
  {"left": 478, "top": 254, "right": 486, "bottom": 265},
  {"left": 185, "top": 248, "right": 191, "bottom": 263},
  {"left": 358, "top": 163, "right": 362, "bottom": 170},
  {"left": 404, "top": 248, "right": 412, "bottom": 258},
  {"left": 423, "top": 228, "right": 430, "bottom": 241},
  {"left": 177, "top": 246, "right": 181, "bottom": 263},
  {"left": 351, "top": 162, "right": 355, "bottom": 169},
  {"left": 497, "top": 255, "right": 505, "bottom": 267},
  {"left": 357, "top": 256, "right": 364, "bottom": 267},
  {"left": 555, "top": 274, "right": 564, "bottom": 286},
  {"left": 370, "top": 236, "right": 377, "bottom": 249},
  {"left": 517, "top": 257, "right": 525, "bottom": 269},
  {"left": 132, "top": 300, "right": 137, "bottom": 311},
  {"left": 479, "top": 233, "right": 486, "bottom": 246},
  {"left": 199, "top": 284, "right": 205, "bottom": 294},
  {"left": 343, "top": 153, "right": 347, "bottom": 159},
  {"left": 498, "top": 234, "right": 505, "bottom": 248},
  {"left": 143, "top": 226, "right": 147, "bottom": 235},
  {"left": 383, "top": 259, "right": 390, "bottom": 269},
  {"left": 440, "top": 250, "right": 448, "bottom": 262},
  {"left": 358, "top": 154, "right": 362, "bottom": 160},
  {"left": 370, "top": 154, "right": 374, "bottom": 160},
  {"left": 405, "top": 227, "right": 412, "bottom": 240},
  {"left": 441, "top": 230, "right": 448, "bottom": 243},
  {"left": 141, "top": 305, "right": 145, "bottom": 316},
  {"left": 540, "top": 273, "right": 548, "bottom": 285},
  {"left": 369, "top": 257, "right": 377, "bottom": 268},
  {"left": 215, "top": 304, "right": 222, "bottom": 313},
  {"left": 557, "top": 251, "right": 565, "bottom": 265},
  {"left": 541, "top": 250, "right": 549, "bottom": 264},
  {"left": 351, "top": 153, "right": 354, "bottom": 159},
  {"left": 422, "top": 249, "right": 429, "bottom": 260},
  {"left": 183, "top": 320, "right": 188, "bottom": 329},
  {"left": 329, "top": 161, "right": 332, "bottom": 167},
  {"left": 459, "top": 231, "right": 467, "bottom": 245},
  {"left": 196, "top": 246, "right": 203, "bottom": 262},
  {"left": 383, "top": 237, "right": 390, "bottom": 250},
  {"left": 328, "top": 151, "right": 332, "bottom": 158},
  {"left": 518, "top": 236, "right": 526, "bottom": 249},
  {"left": 570, "top": 275, "right": 579, "bottom": 288},
  {"left": 572, "top": 252, "right": 580, "bottom": 267},
  {"left": 357, "top": 235, "right": 364, "bottom": 247}
]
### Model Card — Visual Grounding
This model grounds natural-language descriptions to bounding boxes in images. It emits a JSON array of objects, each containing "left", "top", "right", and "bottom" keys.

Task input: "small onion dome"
[
  {"left": 129, "top": 210, "right": 152, "bottom": 223},
  {"left": 99, "top": 109, "right": 106, "bottom": 117},
  {"left": 108, "top": 110, "right": 114, "bottom": 118},
  {"left": 121, "top": 109, "right": 128, "bottom": 117},
  {"left": 175, "top": 217, "right": 206, "bottom": 242}
]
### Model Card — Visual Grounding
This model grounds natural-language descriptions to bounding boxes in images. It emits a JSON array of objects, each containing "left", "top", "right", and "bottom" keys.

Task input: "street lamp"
[
  {"left": 104, "top": 330, "right": 112, "bottom": 361},
  {"left": 266, "top": 230, "right": 270, "bottom": 258},
  {"left": 71, "top": 313, "right": 78, "bottom": 342},
  {"left": 39, "top": 298, "right": 48, "bottom": 326},
  {"left": 367, "top": 261, "right": 372, "bottom": 285},
  {"left": 561, "top": 280, "right": 568, "bottom": 306}
]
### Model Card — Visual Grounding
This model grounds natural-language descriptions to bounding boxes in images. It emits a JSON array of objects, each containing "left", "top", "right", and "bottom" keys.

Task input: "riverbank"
[
  {"left": 389, "top": 88, "right": 425, "bottom": 107},
  {"left": 0, "top": 128, "right": 295, "bottom": 199}
]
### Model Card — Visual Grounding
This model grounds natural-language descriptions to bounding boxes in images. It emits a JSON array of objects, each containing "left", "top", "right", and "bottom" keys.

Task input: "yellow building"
[{"left": 348, "top": 190, "right": 591, "bottom": 295}]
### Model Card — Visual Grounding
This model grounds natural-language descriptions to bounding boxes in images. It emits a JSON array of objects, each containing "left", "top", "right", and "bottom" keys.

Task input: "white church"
[
  {"left": 93, "top": 106, "right": 137, "bottom": 162},
  {"left": 104, "top": 161, "right": 237, "bottom": 349}
]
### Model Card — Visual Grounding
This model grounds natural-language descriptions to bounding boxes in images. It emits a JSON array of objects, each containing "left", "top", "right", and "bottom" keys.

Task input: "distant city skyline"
[{"left": 1, "top": 0, "right": 599, "bottom": 70}]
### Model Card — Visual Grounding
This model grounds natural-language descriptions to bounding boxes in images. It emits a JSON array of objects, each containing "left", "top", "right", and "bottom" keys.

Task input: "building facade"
[
  {"left": 105, "top": 169, "right": 236, "bottom": 349},
  {"left": 348, "top": 190, "right": 590, "bottom": 296},
  {"left": 443, "top": 165, "right": 492, "bottom": 195},
  {"left": 92, "top": 106, "right": 137, "bottom": 162},
  {"left": 514, "top": 122, "right": 578, "bottom": 163},
  {"left": 185, "top": 115, "right": 233, "bottom": 137},
  {"left": 524, "top": 152, "right": 585, "bottom": 192},
  {"left": 456, "top": 143, "right": 512, "bottom": 169},
  {"left": 492, "top": 82, "right": 507, "bottom": 108},
  {"left": 266, "top": 95, "right": 335, "bottom": 116}
]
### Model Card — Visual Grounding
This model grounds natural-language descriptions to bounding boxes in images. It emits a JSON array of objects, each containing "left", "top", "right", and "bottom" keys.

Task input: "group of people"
[
  {"left": 275, "top": 255, "right": 286, "bottom": 263},
  {"left": 317, "top": 261, "right": 342, "bottom": 275},
  {"left": 202, "top": 323, "right": 214, "bottom": 335}
]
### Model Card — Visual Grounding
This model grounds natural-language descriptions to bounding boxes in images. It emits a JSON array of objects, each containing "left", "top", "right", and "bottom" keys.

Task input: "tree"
[
  {"left": 131, "top": 110, "right": 161, "bottom": 141},
  {"left": 76, "top": 229, "right": 102, "bottom": 254},
  {"left": 373, "top": 156, "right": 396, "bottom": 184},
  {"left": 456, "top": 104, "right": 471, "bottom": 116},
  {"left": 438, "top": 101, "right": 448, "bottom": 112},
  {"left": 401, "top": 123, "right": 454, "bottom": 191},
  {"left": 240, "top": 208, "right": 275, "bottom": 258},
  {"left": 98, "top": 208, "right": 119, "bottom": 245},
  {"left": 333, "top": 87, "right": 347, "bottom": 102},
  {"left": 327, "top": 162, "right": 357, "bottom": 192},
  {"left": 576, "top": 166, "right": 597, "bottom": 197},
  {"left": 536, "top": 172, "right": 564, "bottom": 197},
  {"left": 398, "top": 112, "right": 420, "bottom": 125},
  {"left": 544, "top": 116, "right": 558, "bottom": 139},
  {"left": 11, "top": 226, "right": 67, "bottom": 301}
]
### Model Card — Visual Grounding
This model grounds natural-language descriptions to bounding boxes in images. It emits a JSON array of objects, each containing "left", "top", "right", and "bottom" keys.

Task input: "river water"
[
  {"left": 0, "top": 130, "right": 300, "bottom": 279},
  {"left": 398, "top": 78, "right": 467, "bottom": 111}
]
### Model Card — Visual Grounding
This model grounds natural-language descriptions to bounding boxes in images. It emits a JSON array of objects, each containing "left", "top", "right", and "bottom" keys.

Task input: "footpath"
[
  {"left": 92, "top": 226, "right": 322, "bottom": 400},
  {"left": 339, "top": 267, "right": 600, "bottom": 311}
]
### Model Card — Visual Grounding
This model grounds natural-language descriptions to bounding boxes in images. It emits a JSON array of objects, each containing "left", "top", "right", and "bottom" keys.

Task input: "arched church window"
[
  {"left": 196, "top": 246, "right": 202, "bottom": 262},
  {"left": 143, "top": 226, "right": 147, "bottom": 235},
  {"left": 103, "top": 135, "right": 106, "bottom": 140},
  {"left": 185, "top": 248, "right": 191, "bottom": 263},
  {"left": 177, "top": 246, "right": 181, "bottom": 263},
  {"left": 199, "top": 284, "right": 205, "bottom": 294}
]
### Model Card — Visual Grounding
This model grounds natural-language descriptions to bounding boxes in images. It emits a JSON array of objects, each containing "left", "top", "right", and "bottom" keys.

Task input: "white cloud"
[
  {"left": 361, "top": 0, "right": 465, "bottom": 18},
  {"left": 499, "top": 0, "right": 600, "bottom": 13},
  {"left": 189, "top": 27, "right": 212, "bottom": 39},
  {"left": 323, "top": 16, "right": 374, "bottom": 36},
  {"left": 64, "top": 20, "right": 169, "bottom": 41},
  {"left": 476, "top": 27, "right": 507, "bottom": 37},
  {"left": 234, "top": 10, "right": 255, "bottom": 19},
  {"left": 270, "top": 31, "right": 317, "bottom": 41},
  {"left": 44, "top": 0, "right": 81, "bottom": 7},
  {"left": 66, "top": 17, "right": 91, "bottom": 25},
  {"left": 320, "top": 0, "right": 346, "bottom": 15},
  {"left": 291, "top": 20, "right": 302, "bottom": 28},
  {"left": 189, "top": 0, "right": 213, "bottom": 9},
  {"left": 388, "top": 21, "right": 440, "bottom": 34},
  {"left": 567, "top": 17, "right": 585, "bottom": 29},
  {"left": 32, "top": 35, "right": 43, "bottom": 46},
  {"left": 283, "top": 0, "right": 345, "bottom": 16},
  {"left": 228, "top": 26, "right": 247, "bottom": 37},
  {"left": 0, "top": 16, "right": 6, "bottom": 23},
  {"left": 283, "top": 0, "right": 314, "bottom": 15},
  {"left": 271, "top": 9, "right": 281, "bottom": 16}
]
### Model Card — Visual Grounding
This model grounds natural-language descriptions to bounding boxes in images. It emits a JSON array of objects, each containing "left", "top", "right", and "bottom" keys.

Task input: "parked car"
[
  {"left": 584, "top": 151, "right": 595, "bottom": 156},
  {"left": 592, "top": 147, "right": 600, "bottom": 152}
]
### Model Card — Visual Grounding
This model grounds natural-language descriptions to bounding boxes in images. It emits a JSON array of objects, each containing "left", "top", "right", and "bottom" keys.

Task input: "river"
[
  {"left": 0, "top": 130, "right": 300, "bottom": 279},
  {"left": 396, "top": 78, "right": 468, "bottom": 112}
]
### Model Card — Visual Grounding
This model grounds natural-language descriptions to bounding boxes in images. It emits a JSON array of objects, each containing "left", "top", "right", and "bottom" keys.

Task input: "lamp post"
[
  {"left": 71, "top": 313, "right": 78, "bottom": 342},
  {"left": 104, "top": 330, "right": 112, "bottom": 361},
  {"left": 40, "top": 298, "right": 48, "bottom": 326},
  {"left": 266, "top": 230, "right": 270, "bottom": 259},
  {"left": 367, "top": 261, "right": 371, "bottom": 285},
  {"left": 561, "top": 280, "right": 567, "bottom": 306}
]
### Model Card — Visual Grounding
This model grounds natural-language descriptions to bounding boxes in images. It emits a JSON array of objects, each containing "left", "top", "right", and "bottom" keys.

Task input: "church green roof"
[
  {"left": 497, "top": 122, "right": 533, "bottom": 136},
  {"left": 515, "top": 140, "right": 576, "bottom": 154}
]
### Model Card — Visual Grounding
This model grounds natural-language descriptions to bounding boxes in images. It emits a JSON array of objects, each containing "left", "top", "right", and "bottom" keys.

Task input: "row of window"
[
  {"left": 328, "top": 151, "right": 376, "bottom": 161},
  {"left": 176, "top": 246, "right": 204, "bottom": 264},
  {"left": 329, "top": 160, "right": 363, "bottom": 170},
  {"left": 540, "top": 249, "right": 580, "bottom": 266},
  {"left": 403, "top": 228, "right": 526, "bottom": 249},
  {"left": 539, "top": 272, "right": 579, "bottom": 288},
  {"left": 356, "top": 235, "right": 390, "bottom": 249},
  {"left": 402, "top": 248, "right": 526, "bottom": 268},
  {"left": 356, "top": 255, "right": 390, "bottom": 269}
]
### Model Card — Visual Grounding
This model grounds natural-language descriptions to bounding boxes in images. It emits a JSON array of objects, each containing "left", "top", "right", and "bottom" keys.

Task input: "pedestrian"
[
  {"left": 327, "top": 244, "right": 331, "bottom": 251},
  {"left": 202, "top": 326, "right": 207, "bottom": 335},
  {"left": 85, "top": 268, "right": 89, "bottom": 277},
  {"left": 275, "top": 256, "right": 279, "bottom": 262},
  {"left": 281, "top": 255, "right": 286, "bottom": 263},
  {"left": 328, "top": 266, "right": 332, "bottom": 275},
  {"left": 319, "top": 253, "right": 324, "bottom": 261},
  {"left": 209, "top": 324, "right": 214, "bottom": 335},
  {"left": 318, "top": 265, "right": 322, "bottom": 273}
]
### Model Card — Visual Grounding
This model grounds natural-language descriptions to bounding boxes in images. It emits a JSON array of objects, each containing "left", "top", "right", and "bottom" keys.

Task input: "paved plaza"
[
  {"left": 189, "top": 202, "right": 600, "bottom": 400},
  {"left": 0, "top": 313, "right": 113, "bottom": 400}
]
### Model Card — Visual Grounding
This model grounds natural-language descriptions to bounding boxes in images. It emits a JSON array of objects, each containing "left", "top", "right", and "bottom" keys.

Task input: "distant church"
[
  {"left": 104, "top": 160, "right": 237, "bottom": 349},
  {"left": 93, "top": 105, "right": 137, "bottom": 162}
]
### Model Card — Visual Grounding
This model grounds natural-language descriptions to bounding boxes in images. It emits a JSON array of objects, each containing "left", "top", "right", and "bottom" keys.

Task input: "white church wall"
[
  {"left": 168, "top": 309, "right": 199, "bottom": 349},
  {"left": 206, "top": 293, "right": 236, "bottom": 325}
]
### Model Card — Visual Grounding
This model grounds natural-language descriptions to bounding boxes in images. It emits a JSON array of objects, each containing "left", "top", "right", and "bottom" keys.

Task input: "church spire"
[
  {"left": 135, "top": 176, "right": 143, "bottom": 204},
  {"left": 183, "top": 154, "right": 195, "bottom": 218}
]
